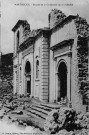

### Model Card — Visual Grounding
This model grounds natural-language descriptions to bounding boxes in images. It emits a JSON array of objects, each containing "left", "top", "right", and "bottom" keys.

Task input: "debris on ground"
[
  {"left": 75, "top": 111, "right": 89, "bottom": 129},
  {"left": 44, "top": 107, "right": 89, "bottom": 134},
  {"left": 0, "top": 94, "right": 89, "bottom": 135}
]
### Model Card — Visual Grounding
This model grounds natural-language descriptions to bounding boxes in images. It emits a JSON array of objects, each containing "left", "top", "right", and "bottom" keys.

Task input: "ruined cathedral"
[{"left": 12, "top": 9, "right": 89, "bottom": 112}]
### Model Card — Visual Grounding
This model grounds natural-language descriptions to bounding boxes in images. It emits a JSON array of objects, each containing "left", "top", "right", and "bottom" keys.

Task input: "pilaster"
[{"left": 41, "top": 35, "right": 49, "bottom": 102}]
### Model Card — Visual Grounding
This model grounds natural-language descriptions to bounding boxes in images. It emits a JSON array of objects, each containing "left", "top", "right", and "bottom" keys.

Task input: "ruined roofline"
[
  {"left": 12, "top": 20, "right": 29, "bottom": 32},
  {"left": 51, "top": 14, "right": 89, "bottom": 38},
  {"left": 29, "top": 27, "right": 50, "bottom": 37},
  {"left": 22, "top": 27, "right": 50, "bottom": 42},
  {"left": 51, "top": 15, "right": 76, "bottom": 32},
  {"left": 48, "top": 9, "right": 76, "bottom": 30},
  {"left": 74, "top": 15, "right": 89, "bottom": 38},
  {"left": 33, "top": 27, "right": 50, "bottom": 37},
  {"left": 50, "top": 9, "right": 89, "bottom": 37},
  {"left": 18, "top": 27, "right": 50, "bottom": 52},
  {"left": 20, "top": 27, "right": 50, "bottom": 44},
  {"left": 22, "top": 27, "right": 50, "bottom": 38}
]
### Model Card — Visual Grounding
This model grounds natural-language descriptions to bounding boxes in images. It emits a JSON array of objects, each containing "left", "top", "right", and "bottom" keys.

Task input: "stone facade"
[{"left": 12, "top": 9, "right": 89, "bottom": 112}]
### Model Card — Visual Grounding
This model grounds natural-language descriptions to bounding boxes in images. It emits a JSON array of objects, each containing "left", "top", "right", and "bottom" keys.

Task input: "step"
[
  {"left": 31, "top": 98, "right": 41, "bottom": 105},
  {"left": 31, "top": 98, "right": 61, "bottom": 109},
  {"left": 29, "top": 105, "right": 49, "bottom": 115},
  {"left": 32, "top": 104, "right": 52, "bottom": 112},
  {"left": 41, "top": 103, "right": 61, "bottom": 109},
  {"left": 27, "top": 111, "right": 45, "bottom": 121},
  {"left": 27, "top": 108, "right": 47, "bottom": 120},
  {"left": 16, "top": 97, "right": 32, "bottom": 102}
]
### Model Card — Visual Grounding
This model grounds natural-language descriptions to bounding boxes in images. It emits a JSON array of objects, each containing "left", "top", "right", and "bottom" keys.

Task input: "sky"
[{"left": 1, "top": 0, "right": 89, "bottom": 54}]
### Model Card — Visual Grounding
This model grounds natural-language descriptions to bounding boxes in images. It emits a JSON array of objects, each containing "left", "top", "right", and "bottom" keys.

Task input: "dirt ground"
[
  {"left": 0, "top": 107, "right": 47, "bottom": 135},
  {"left": 0, "top": 94, "right": 89, "bottom": 135}
]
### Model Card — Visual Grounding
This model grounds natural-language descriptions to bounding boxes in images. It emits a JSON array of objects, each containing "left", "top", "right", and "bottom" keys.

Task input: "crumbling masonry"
[{"left": 12, "top": 9, "right": 89, "bottom": 112}]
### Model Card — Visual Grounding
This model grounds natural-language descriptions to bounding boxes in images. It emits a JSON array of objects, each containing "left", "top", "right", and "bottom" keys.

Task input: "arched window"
[
  {"left": 17, "top": 31, "right": 19, "bottom": 51},
  {"left": 36, "top": 60, "right": 39, "bottom": 79},
  {"left": 25, "top": 61, "right": 31, "bottom": 74}
]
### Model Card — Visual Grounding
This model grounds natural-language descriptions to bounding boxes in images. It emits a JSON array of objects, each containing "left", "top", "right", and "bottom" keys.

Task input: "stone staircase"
[
  {"left": 26, "top": 98, "right": 61, "bottom": 120},
  {"left": 27, "top": 104, "right": 51, "bottom": 120}
]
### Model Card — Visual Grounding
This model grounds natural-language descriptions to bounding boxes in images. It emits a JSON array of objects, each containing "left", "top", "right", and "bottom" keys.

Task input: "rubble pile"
[
  {"left": 0, "top": 95, "right": 89, "bottom": 134},
  {"left": 0, "top": 53, "right": 13, "bottom": 96},
  {"left": 0, "top": 94, "right": 30, "bottom": 120},
  {"left": 44, "top": 107, "right": 89, "bottom": 134},
  {"left": 75, "top": 111, "right": 89, "bottom": 129}
]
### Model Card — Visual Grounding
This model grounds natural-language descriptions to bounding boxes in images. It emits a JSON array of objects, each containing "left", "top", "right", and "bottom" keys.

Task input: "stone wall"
[
  {"left": 48, "top": 9, "right": 66, "bottom": 29},
  {"left": 16, "top": 54, "right": 19, "bottom": 95},
  {"left": 75, "top": 16, "right": 89, "bottom": 37},
  {"left": 71, "top": 37, "right": 83, "bottom": 112},
  {"left": 74, "top": 16, "right": 89, "bottom": 105},
  {"left": 77, "top": 37, "right": 88, "bottom": 104}
]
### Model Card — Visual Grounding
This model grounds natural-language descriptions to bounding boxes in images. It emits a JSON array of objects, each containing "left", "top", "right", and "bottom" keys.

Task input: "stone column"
[
  {"left": 21, "top": 58, "right": 23, "bottom": 95},
  {"left": 13, "top": 67, "right": 17, "bottom": 94},
  {"left": 25, "top": 74, "right": 27, "bottom": 96},
  {"left": 41, "top": 35, "right": 49, "bottom": 102},
  {"left": 23, "top": 73, "right": 25, "bottom": 95},
  {"left": 55, "top": 72, "right": 59, "bottom": 102},
  {"left": 54, "top": 58, "right": 58, "bottom": 102}
]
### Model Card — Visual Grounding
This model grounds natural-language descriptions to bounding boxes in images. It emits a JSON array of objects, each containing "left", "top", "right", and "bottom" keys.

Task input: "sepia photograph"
[{"left": 0, "top": 0, "right": 89, "bottom": 134}]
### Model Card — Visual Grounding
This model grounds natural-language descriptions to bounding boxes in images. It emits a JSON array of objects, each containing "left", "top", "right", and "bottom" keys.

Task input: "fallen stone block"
[
  {"left": 0, "top": 115, "right": 4, "bottom": 119},
  {"left": 11, "top": 110, "right": 23, "bottom": 115},
  {"left": 69, "top": 131, "right": 75, "bottom": 135},
  {"left": 44, "top": 109, "right": 60, "bottom": 134},
  {"left": 8, "top": 116, "right": 12, "bottom": 119},
  {"left": 75, "top": 112, "right": 89, "bottom": 129},
  {"left": 17, "top": 111, "right": 23, "bottom": 115},
  {"left": 85, "top": 112, "right": 89, "bottom": 118},
  {"left": 56, "top": 129, "right": 69, "bottom": 135},
  {"left": 79, "top": 129, "right": 88, "bottom": 135},
  {"left": 18, "top": 120, "right": 24, "bottom": 125},
  {"left": 44, "top": 107, "right": 77, "bottom": 134}
]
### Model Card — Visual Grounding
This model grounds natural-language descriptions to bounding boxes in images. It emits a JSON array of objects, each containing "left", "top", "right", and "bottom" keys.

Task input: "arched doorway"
[
  {"left": 25, "top": 61, "right": 31, "bottom": 95},
  {"left": 57, "top": 61, "right": 67, "bottom": 101}
]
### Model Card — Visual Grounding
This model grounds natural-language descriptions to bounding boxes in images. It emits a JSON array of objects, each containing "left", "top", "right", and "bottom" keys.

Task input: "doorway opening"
[
  {"left": 57, "top": 61, "right": 67, "bottom": 101},
  {"left": 25, "top": 61, "right": 31, "bottom": 95}
]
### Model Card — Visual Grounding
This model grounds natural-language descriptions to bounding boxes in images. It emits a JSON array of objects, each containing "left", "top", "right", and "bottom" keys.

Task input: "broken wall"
[
  {"left": 48, "top": 9, "right": 66, "bottom": 29},
  {"left": 73, "top": 16, "right": 89, "bottom": 111}
]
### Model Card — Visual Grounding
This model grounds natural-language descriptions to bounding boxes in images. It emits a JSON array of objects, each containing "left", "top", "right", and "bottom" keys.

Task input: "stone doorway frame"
[{"left": 55, "top": 55, "right": 71, "bottom": 102}]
